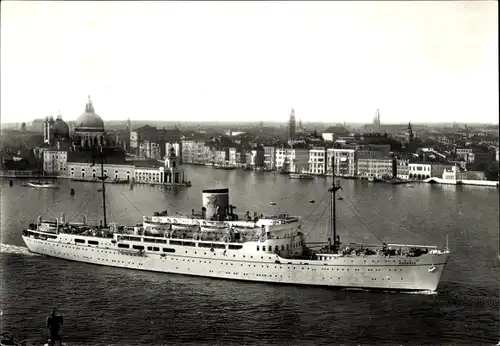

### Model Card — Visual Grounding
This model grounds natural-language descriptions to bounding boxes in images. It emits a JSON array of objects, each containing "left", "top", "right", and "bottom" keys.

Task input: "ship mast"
[
  {"left": 328, "top": 152, "right": 341, "bottom": 251},
  {"left": 98, "top": 147, "right": 108, "bottom": 228}
]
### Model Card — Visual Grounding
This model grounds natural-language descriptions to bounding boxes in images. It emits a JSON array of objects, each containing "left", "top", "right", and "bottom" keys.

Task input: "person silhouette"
[{"left": 46, "top": 308, "right": 63, "bottom": 346}]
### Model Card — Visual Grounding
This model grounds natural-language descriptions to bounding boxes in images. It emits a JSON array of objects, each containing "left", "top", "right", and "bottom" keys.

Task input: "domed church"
[
  {"left": 73, "top": 96, "right": 107, "bottom": 149},
  {"left": 43, "top": 113, "right": 71, "bottom": 149}
]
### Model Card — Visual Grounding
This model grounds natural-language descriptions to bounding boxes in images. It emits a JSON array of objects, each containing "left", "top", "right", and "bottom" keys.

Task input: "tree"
[{"left": 21, "top": 122, "right": 26, "bottom": 131}]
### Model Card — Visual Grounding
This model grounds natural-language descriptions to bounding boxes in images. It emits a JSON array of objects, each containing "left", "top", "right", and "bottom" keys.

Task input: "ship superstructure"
[{"left": 21, "top": 150, "right": 451, "bottom": 292}]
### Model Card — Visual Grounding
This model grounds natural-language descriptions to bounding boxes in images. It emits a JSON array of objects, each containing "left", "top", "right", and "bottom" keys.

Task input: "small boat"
[
  {"left": 27, "top": 181, "right": 59, "bottom": 188},
  {"left": 309, "top": 200, "right": 315, "bottom": 203},
  {"left": 289, "top": 173, "right": 314, "bottom": 180},
  {"left": 269, "top": 202, "right": 276, "bottom": 206},
  {"left": 337, "top": 197, "right": 343, "bottom": 201}
]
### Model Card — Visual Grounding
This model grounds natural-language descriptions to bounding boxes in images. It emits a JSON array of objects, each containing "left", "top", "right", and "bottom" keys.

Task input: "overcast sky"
[{"left": 1, "top": 1, "right": 498, "bottom": 124}]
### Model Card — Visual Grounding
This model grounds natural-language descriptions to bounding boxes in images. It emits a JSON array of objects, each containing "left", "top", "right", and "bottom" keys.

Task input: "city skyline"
[{"left": 1, "top": 1, "right": 498, "bottom": 124}]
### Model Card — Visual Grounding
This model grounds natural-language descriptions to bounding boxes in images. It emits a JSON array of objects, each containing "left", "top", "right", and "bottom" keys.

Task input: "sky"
[{"left": 1, "top": 1, "right": 498, "bottom": 124}]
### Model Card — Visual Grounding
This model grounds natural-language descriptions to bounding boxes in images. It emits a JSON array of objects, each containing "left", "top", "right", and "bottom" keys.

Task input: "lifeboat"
[{"left": 171, "top": 223, "right": 198, "bottom": 231}]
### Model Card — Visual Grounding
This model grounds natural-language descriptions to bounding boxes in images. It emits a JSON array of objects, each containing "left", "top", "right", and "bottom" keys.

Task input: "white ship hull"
[{"left": 22, "top": 233, "right": 449, "bottom": 291}]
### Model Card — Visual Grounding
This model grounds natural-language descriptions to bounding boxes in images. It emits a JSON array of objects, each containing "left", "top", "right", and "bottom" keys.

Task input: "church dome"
[
  {"left": 75, "top": 96, "right": 104, "bottom": 130},
  {"left": 53, "top": 115, "right": 70, "bottom": 138}
]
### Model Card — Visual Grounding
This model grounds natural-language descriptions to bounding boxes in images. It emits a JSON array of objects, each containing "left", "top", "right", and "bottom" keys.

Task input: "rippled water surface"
[{"left": 1, "top": 166, "right": 499, "bottom": 345}]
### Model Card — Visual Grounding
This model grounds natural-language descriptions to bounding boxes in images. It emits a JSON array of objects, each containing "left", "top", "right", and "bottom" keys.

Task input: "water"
[{"left": 1, "top": 166, "right": 499, "bottom": 345}]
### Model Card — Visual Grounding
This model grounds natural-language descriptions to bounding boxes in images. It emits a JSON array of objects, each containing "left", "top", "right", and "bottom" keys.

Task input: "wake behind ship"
[{"left": 22, "top": 180, "right": 451, "bottom": 292}]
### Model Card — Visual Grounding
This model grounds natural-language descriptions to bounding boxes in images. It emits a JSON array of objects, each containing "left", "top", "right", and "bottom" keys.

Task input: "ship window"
[
  {"left": 275, "top": 246, "right": 279, "bottom": 251},
  {"left": 182, "top": 241, "right": 196, "bottom": 247},
  {"left": 88, "top": 240, "right": 99, "bottom": 245},
  {"left": 256, "top": 246, "right": 260, "bottom": 251},
  {"left": 74, "top": 238, "right": 85, "bottom": 244},
  {"left": 228, "top": 244, "right": 243, "bottom": 250},
  {"left": 132, "top": 245, "right": 144, "bottom": 250},
  {"left": 213, "top": 244, "right": 226, "bottom": 249},
  {"left": 155, "top": 239, "right": 167, "bottom": 244},
  {"left": 162, "top": 248, "right": 175, "bottom": 253},
  {"left": 118, "top": 243, "right": 129, "bottom": 248},
  {"left": 170, "top": 240, "right": 182, "bottom": 246},
  {"left": 198, "top": 243, "right": 212, "bottom": 248}
]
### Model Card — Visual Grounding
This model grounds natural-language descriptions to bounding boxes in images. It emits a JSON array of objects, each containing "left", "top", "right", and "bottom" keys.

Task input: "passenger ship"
[{"left": 21, "top": 153, "right": 451, "bottom": 292}]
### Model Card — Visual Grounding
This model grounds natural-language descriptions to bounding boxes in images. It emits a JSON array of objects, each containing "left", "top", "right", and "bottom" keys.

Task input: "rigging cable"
[
  {"left": 107, "top": 197, "right": 116, "bottom": 222},
  {"left": 68, "top": 193, "right": 96, "bottom": 223},
  {"left": 369, "top": 206, "right": 430, "bottom": 244},
  {"left": 67, "top": 192, "right": 91, "bottom": 222},
  {"left": 120, "top": 192, "right": 144, "bottom": 217},
  {"left": 302, "top": 191, "right": 331, "bottom": 240},
  {"left": 337, "top": 197, "right": 384, "bottom": 243},
  {"left": 334, "top": 192, "right": 385, "bottom": 243},
  {"left": 302, "top": 190, "right": 329, "bottom": 223},
  {"left": 303, "top": 203, "right": 330, "bottom": 240},
  {"left": 273, "top": 190, "right": 305, "bottom": 214}
]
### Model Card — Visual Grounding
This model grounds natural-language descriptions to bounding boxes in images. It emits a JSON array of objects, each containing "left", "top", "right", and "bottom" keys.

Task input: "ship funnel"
[{"left": 202, "top": 188, "right": 229, "bottom": 221}]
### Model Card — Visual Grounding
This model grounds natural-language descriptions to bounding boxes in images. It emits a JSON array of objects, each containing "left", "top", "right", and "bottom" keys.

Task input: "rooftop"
[{"left": 126, "top": 159, "right": 163, "bottom": 168}]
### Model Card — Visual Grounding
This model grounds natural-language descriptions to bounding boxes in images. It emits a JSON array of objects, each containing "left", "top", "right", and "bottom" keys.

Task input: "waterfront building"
[
  {"left": 136, "top": 140, "right": 163, "bottom": 160},
  {"left": 228, "top": 148, "right": 237, "bottom": 167},
  {"left": 455, "top": 147, "right": 474, "bottom": 163},
  {"left": 357, "top": 157, "right": 394, "bottom": 179},
  {"left": 308, "top": 147, "right": 326, "bottom": 175},
  {"left": 442, "top": 165, "right": 468, "bottom": 181},
  {"left": 43, "top": 150, "right": 68, "bottom": 176},
  {"left": 181, "top": 139, "right": 210, "bottom": 164},
  {"left": 245, "top": 152, "right": 252, "bottom": 167},
  {"left": 235, "top": 151, "right": 246, "bottom": 167},
  {"left": 165, "top": 142, "right": 181, "bottom": 159},
  {"left": 430, "top": 163, "right": 454, "bottom": 179},
  {"left": 130, "top": 125, "right": 181, "bottom": 159},
  {"left": 275, "top": 148, "right": 309, "bottom": 173},
  {"left": 326, "top": 148, "right": 357, "bottom": 177},
  {"left": 396, "top": 158, "right": 409, "bottom": 180},
  {"left": 134, "top": 147, "right": 186, "bottom": 184},
  {"left": 67, "top": 162, "right": 134, "bottom": 182},
  {"left": 408, "top": 163, "right": 432, "bottom": 180},
  {"left": 263, "top": 146, "right": 276, "bottom": 170},
  {"left": 214, "top": 149, "right": 227, "bottom": 165},
  {"left": 465, "top": 170, "right": 486, "bottom": 180},
  {"left": 250, "top": 147, "right": 265, "bottom": 168}
]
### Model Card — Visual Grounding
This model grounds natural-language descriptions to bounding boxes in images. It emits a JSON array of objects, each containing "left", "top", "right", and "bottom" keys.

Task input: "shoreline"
[
  {"left": 2, "top": 166, "right": 498, "bottom": 188},
  {"left": 182, "top": 163, "right": 500, "bottom": 188}
]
